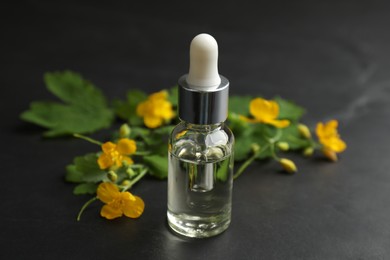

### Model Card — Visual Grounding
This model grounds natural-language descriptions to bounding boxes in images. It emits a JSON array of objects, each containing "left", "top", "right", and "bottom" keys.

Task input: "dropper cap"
[
  {"left": 187, "top": 34, "right": 221, "bottom": 90},
  {"left": 178, "top": 33, "right": 229, "bottom": 125}
]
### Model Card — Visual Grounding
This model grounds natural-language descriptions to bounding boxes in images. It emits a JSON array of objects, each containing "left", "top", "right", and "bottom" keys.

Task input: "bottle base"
[{"left": 167, "top": 210, "right": 231, "bottom": 238}]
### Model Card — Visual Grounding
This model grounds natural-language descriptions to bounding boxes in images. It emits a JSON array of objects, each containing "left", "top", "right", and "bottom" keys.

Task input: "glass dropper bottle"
[{"left": 167, "top": 33, "right": 234, "bottom": 238}]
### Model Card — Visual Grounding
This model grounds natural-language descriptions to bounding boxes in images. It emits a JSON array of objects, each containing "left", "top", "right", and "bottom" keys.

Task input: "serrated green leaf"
[
  {"left": 65, "top": 165, "right": 83, "bottom": 183},
  {"left": 113, "top": 89, "right": 147, "bottom": 125},
  {"left": 20, "top": 71, "right": 113, "bottom": 137},
  {"left": 143, "top": 155, "right": 168, "bottom": 179},
  {"left": 275, "top": 96, "right": 305, "bottom": 122},
  {"left": 73, "top": 183, "right": 98, "bottom": 195},
  {"left": 228, "top": 95, "right": 253, "bottom": 115},
  {"left": 66, "top": 153, "right": 108, "bottom": 183}
]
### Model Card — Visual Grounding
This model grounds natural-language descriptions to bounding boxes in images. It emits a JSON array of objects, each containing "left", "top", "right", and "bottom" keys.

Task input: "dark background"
[{"left": 1, "top": 0, "right": 390, "bottom": 259}]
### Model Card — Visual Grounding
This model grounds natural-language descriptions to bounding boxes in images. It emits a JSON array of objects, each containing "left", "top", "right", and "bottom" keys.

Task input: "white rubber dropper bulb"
[{"left": 186, "top": 33, "right": 221, "bottom": 90}]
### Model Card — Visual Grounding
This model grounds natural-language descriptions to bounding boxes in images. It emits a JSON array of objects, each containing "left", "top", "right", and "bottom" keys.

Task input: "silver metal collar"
[{"left": 178, "top": 74, "right": 229, "bottom": 125}]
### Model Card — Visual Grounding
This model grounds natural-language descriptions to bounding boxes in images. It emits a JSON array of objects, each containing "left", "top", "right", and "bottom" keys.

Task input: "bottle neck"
[{"left": 183, "top": 121, "right": 224, "bottom": 132}]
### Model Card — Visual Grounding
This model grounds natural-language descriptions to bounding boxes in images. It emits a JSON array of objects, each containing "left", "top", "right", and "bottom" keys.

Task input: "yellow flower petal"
[
  {"left": 102, "top": 142, "right": 116, "bottom": 154},
  {"left": 122, "top": 156, "right": 134, "bottom": 165},
  {"left": 117, "top": 139, "right": 137, "bottom": 155},
  {"left": 100, "top": 204, "right": 123, "bottom": 219},
  {"left": 136, "top": 102, "right": 146, "bottom": 117},
  {"left": 161, "top": 105, "right": 175, "bottom": 120},
  {"left": 150, "top": 90, "right": 168, "bottom": 101},
  {"left": 122, "top": 193, "right": 145, "bottom": 218},
  {"left": 325, "top": 137, "right": 347, "bottom": 153},
  {"left": 97, "top": 182, "right": 120, "bottom": 204},
  {"left": 97, "top": 153, "right": 113, "bottom": 169},
  {"left": 144, "top": 116, "right": 163, "bottom": 128},
  {"left": 266, "top": 119, "right": 290, "bottom": 128},
  {"left": 250, "top": 98, "right": 279, "bottom": 121}
]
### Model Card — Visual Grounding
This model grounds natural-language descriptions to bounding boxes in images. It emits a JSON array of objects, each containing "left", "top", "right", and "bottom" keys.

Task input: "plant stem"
[
  {"left": 129, "top": 164, "right": 145, "bottom": 169},
  {"left": 269, "top": 128, "right": 282, "bottom": 143},
  {"left": 269, "top": 141, "right": 279, "bottom": 161},
  {"left": 233, "top": 145, "right": 264, "bottom": 180},
  {"left": 77, "top": 196, "right": 98, "bottom": 221},
  {"left": 73, "top": 133, "right": 103, "bottom": 146},
  {"left": 134, "top": 151, "right": 151, "bottom": 156},
  {"left": 122, "top": 168, "right": 148, "bottom": 191}
]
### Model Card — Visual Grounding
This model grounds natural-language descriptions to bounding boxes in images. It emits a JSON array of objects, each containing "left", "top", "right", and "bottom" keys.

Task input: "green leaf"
[
  {"left": 228, "top": 113, "right": 249, "bottom": 136},
  {"left": 234, "top": 134, "right": 254, "bottom": 161},
  {"left": 130, "top": 127, "right": 151, "bottom": 139},
  {"left": 20, "top": 71, "right": 114, "bottom": 137},
  {"left": 278, "top": 124, "right": 311, "bottom": 150},
  {"left": 113, "top": 89, "right": 147, "bottom": 125},
  {"left": 168, "top": 86, "right": 178, "bottom": 107},
  {"left": 154, "top": 125, "right": 174, "bottom": 135},
  {"left": 275, "top": 96, "right": 305, "bottom": 122},
  {"left": 228, "top": 95, "right": 253, "bottom": 115},
  {"left": 250, "top": 124, "right": 275, "bottom": 159},
  {"left": 65, "top": 165, "right": 83, "bottom": 183},
  {"left": 133, "top": 126, "right": 171, "bottom": 147},
  {"left": 233, "top": 124, "right": 272, "bottom": 161},
  {"left": 73, "top": 183, "right": 98, "bottom": 195},
  {"left": 66, "top": 153, "right": 108, "bottom": 183},
  {"left": 143, "top": 155, "right": 168, "bottom": 179}
]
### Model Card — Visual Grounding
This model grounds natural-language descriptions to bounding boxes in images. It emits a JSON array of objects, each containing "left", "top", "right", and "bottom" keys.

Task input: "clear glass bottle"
[
  {"left": 167, "top": 33, "right": 234, "bottom": 238},
  {"left": 167, "top": 121, "right": 234, "bottom": 238}
]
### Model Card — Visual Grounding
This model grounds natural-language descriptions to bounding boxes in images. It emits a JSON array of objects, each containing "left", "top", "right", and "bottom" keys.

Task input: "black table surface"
[{"left": 2, "top": 1, "right": 390, "bottom": 259}]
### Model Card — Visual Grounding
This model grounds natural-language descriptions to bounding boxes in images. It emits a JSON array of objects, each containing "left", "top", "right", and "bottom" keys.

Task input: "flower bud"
[
  {"left": 323, "top": 148, "right": 338, "bottom": 162},
  {"left": 119, "top": 124, "right": 131, "bottom": 138},
  {"left": 279, "top": 158, "right": 297, "bottom": 173},
  {"left": 126, "top": 167, "right": 136, "bottom": 178},
  {"left": 121, "top": 180, "right": 131, "bottom": 187},
  {"left": 251, "top": 143, "right": 261, "bottom": 153},
  {"left": 303, "top": 147, "right": 314, "bottom": 157},
  {"left": 107, "top": 171, "right": 118, "bottom": 182},
  {"left": 298, "top": 124, "right": 311, "bottom": 139},
  {"left": 277, "top": 142, "right": 289, "bottom": 151}
]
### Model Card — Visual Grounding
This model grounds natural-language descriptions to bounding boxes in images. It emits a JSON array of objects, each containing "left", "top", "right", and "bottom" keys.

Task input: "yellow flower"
[
  {"left": 316, "top": 120, "right": 346, "bottom": 152},
  {"left": 136, "top": 90, "right": 175, "bottom": 128},
  {"left": 97, "top": 182, "right": 144, "bottom": 220},
  {"left": 240, "top": 98, "right": 290, "bottom": 128},
  {"left": 316, "top": 120, "right": 346, "bottom": 161},
  {"left": 97, "top": 138, "right": 137, "bottom": 169}
]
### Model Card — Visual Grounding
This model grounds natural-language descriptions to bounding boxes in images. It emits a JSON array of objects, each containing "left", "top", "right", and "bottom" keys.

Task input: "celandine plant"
[{"left": 20, "top": 71, "right": 346, "bottom": 221}]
